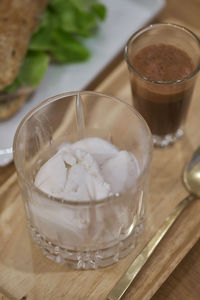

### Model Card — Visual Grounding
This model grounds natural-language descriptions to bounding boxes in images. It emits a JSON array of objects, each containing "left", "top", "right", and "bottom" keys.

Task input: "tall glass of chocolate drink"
[{"left": 125, "top": 23, "right": 200, "bottom": 147}]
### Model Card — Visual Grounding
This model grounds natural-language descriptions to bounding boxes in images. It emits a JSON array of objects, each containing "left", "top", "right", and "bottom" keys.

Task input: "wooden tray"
[{"left": 0, "top": 60, "right": 200, "bottom": 300}]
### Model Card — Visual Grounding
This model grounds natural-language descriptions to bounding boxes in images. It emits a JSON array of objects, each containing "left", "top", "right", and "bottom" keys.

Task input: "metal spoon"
[
  {"left": 107, "top": 147, "right": 200, "bottom": 300},
  {"left": 183, "top": 147, "right": 200, "bottom": 198}
]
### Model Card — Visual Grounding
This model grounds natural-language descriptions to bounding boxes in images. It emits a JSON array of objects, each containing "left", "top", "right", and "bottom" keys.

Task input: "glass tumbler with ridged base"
[{"left": 13, "top": 91, "right": 152, "bottom": 269}]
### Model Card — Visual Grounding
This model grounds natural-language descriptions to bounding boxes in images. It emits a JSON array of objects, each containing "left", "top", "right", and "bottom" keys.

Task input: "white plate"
[{"left": 0, "top": 0, "right": 165, "bottom": 166}]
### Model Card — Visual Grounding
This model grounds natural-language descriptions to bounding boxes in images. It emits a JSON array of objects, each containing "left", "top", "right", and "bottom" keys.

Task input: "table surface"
[
  {"left": 87, "top": 1, "right": 200, "bottom": 298},
  {"left": 153, "top": 0, "right": 200, "bottom": 299},
  {"left": 0, "top": 0, "right": 200, "bottom": 299}
]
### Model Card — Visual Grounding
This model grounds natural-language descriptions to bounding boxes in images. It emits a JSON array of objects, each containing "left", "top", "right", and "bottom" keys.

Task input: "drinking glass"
[
  {"left": 125, "top": 23, "right": 200, "bottom": 147},
  {"left": 13, "top": 91, "right": 152, "bottom": 269}
]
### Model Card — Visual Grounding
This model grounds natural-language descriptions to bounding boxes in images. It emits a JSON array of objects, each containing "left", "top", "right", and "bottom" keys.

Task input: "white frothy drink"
[{"left": 31, "top": 138, "right": 141, "bottom": 249}]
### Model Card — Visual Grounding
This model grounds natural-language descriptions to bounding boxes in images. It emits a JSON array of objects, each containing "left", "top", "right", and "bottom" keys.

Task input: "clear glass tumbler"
[
  {"left": 125, "top": 23, "right": 200, "bottom": 147},
  {"left": 13, "top": 91, "right": 152, "bottom": 269}
]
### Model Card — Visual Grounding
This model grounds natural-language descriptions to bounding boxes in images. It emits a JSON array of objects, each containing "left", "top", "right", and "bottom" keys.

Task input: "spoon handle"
[{"left": 107, "top": 194, "right": 195, "bottom": 300}]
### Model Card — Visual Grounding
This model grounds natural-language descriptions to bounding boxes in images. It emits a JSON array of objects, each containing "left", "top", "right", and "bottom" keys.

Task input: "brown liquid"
[{"left": 130, "top": 44, "right": 195, "bottom": 136}]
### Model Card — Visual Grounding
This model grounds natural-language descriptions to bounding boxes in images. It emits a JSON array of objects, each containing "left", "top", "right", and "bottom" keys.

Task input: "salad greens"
[{"left": 4, "top": 0, "right": 106, "bottom": 93}]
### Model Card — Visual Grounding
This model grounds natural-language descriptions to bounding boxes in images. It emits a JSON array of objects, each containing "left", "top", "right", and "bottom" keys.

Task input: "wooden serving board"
[{"left": 0, "top": 59, "right": 200, "bottom": 300}]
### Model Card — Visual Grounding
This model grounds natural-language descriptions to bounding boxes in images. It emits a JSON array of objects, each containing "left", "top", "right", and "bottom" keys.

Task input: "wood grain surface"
[
  {"left": 153, "top": 240, "right": 200, "bottom": 300},
  {"left": 0, "top": 0, "right": 200, "bottom": 299}
]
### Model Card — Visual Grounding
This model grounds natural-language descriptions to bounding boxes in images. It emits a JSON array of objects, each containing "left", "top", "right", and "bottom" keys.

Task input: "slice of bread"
[
  {"left": 0, "top": 0, "right": 49, "bottom": 90},
  {"left": 0, "top": 88, "right": 35, "bottom": 120},
  {"left": 0, "top": 0, "right": 49, "bottom": 119}
]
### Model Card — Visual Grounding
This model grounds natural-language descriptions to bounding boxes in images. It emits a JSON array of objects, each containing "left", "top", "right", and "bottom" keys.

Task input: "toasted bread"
[
  {"left": 0, "top": 0, "right": 49, "bottom": 90},
  {"left": 0, "top": 87, "right": 35, "bottom": 119}
]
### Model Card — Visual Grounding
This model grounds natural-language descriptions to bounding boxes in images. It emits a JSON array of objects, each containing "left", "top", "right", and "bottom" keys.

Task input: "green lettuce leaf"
[
  {"left": 3, "top": 79, "right": 21, "bottom": 93},
  {"left": 2, "top": 0, "right": 106, "bottom": 93},
  {"left": 3, "top": 52, "right": 49, "bottom": 93},
  {"left": 51, "top": 29, "right": 90, "bottom": 63},
  {"left": 91, "top": 3, "right": 107, "bottom": 20},
  {"left": 18, "top": 51, "right": 49, "bottom": 87},
  {"left": 29, "top": 27, "right": 53, "bottom": 51}
]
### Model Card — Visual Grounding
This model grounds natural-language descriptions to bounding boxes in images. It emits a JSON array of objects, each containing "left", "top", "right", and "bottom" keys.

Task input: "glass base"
[
  {"left": 153, "top": 128, "right": 184, "bottom": 148},
  {"left": 29, "top": 223, "right": 143, "bottom": 270}
]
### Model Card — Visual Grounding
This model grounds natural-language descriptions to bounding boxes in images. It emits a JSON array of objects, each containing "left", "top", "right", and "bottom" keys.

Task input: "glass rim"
[
  {"left": 13, "top": 90, "right": 153, "bottom": 206},
  {"left": 124, "top": 22, "right": 200, "bottom": 85}
]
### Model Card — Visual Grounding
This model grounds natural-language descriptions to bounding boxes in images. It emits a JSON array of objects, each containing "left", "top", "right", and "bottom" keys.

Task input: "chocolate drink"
[{"left": 130, "top": 44, "right": 195, "bottom": 136}]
